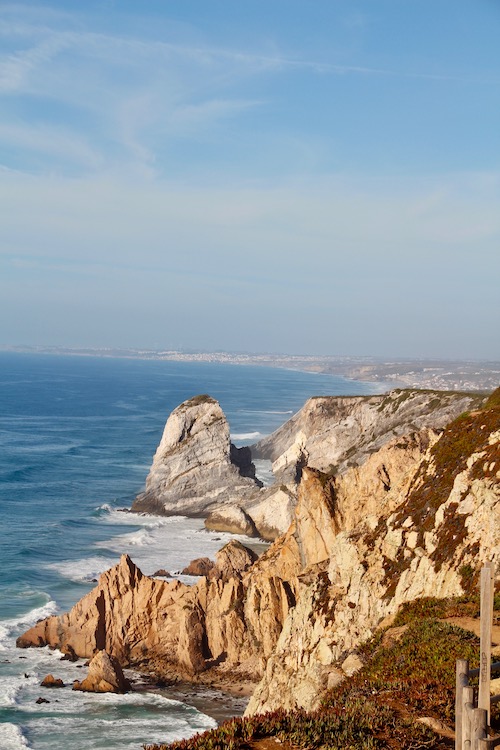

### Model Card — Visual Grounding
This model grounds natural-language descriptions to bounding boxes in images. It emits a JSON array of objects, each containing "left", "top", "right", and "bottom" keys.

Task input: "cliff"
[
  {"left": 252, "top": 388, "right": 481, "bottom": 482},
  {"left": 132, "top": 395, "right": 261, "bottom": 516},
  {"left": 246, "top": 394, "right": 500, "bottom": 714},
  {"left": 133, "top": 388, "right": 481, "bottom": 539},
  {"left": 17, "top": 388, "right": 499, "bottom": 717}
]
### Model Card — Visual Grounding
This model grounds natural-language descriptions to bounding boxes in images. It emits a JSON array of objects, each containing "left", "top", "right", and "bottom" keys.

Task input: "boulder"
[
  {"left": 205, "top": 505, "right": 258, "bottom": 537},
  {"left": 212, "top": 540, "right": 258, "bottom": 581},
  {"left": 73, "top": 650, "right": 130, "bottom": 693},
  {"left": 246, "top": 485, "right": 296, "bottom": 540},
  {"left": 40, "top": 674, "right": 64, "bottom": 688},
  {"left": 182, "top": 558, "right": 215, "bottom": 577}
]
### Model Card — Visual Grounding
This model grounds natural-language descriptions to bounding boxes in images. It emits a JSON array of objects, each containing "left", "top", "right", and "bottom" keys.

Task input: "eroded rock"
[
  {"left": 205, "top": 505, "right": 258, "bottom": 537},
  {"left": 73, "top": 650, "right": 130, "bottom": 693},
  {"left": 132, "top": 395, "right": 260, "bottom": 516},
  {"left": 40, "top": 674, "right": 64, "bottom": 688}
]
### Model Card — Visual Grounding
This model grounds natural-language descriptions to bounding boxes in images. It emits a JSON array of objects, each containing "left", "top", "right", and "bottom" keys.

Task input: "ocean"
[{"left": 0, "top": 352, "right": 382, "bottom": 750}]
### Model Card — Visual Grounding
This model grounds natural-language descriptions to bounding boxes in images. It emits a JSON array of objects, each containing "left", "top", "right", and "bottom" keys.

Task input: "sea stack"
[{"left": 132, "top": 395, "right": 261, "bottom": 516}]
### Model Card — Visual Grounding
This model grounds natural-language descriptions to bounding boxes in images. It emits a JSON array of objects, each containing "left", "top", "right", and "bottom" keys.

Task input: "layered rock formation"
[
  {"left": 246, "top": 397, "right": 500, "bottom": 714},
  {"left": 133, "top": 388, "right": 480, "bottom": 540},
  {"left": 132, "top": 395, "right": 261, "bottom": 516},
  {"left": 252, "top": 389, "right": 481, "bottom": 482},
  {"left": 17, "top": 389, "right": 499, "bottom": 717}
]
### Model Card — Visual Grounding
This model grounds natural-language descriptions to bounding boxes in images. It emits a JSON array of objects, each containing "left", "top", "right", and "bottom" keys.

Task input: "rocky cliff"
[
  {"left": 17, "top": 388, "right": 499, "bottom": 717},
  {"left": 252, "top": 388, "right": 481, "bottom": 482},
  {"left": 133, "top": 388, "right": 481, "bottom": 539},
  {"left": 246, "top": 393, "right": 500, "bottom": 714},
  {"left": 132, "top": 395, "right": 261, "bottom": 516}
]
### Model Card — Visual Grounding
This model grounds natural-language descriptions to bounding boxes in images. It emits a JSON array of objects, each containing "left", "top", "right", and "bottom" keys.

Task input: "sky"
[{"left": 1, "top": 1, "right": 499, "bottom": 359}]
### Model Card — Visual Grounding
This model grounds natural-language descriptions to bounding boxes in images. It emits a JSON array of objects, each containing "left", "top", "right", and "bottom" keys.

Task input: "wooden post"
[
  {"left": 479, "top": 562, "right": 494, "bottom": 723},
  {"left": 463, "top": 686, "right": 474, "bottom": 750},
  {"left": 457, "top": 659, "right": 470, "bottom": 750},
  {"left": 472, "top": 707, "right": 487, "bottom": 750}
]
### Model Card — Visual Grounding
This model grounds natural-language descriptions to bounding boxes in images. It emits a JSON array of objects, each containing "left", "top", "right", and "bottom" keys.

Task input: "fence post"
[
  {"left": 472, "top": 707, "right": 487, "bottom": 750},
  {"left": 479, "top": 562, "right": 494, "bottom": 723},
  {"left": 457, "top": 659, "right": 470, "bottom": 750},
  {"left": 463, "top": 685, "right": 474, "bottom": 750}
]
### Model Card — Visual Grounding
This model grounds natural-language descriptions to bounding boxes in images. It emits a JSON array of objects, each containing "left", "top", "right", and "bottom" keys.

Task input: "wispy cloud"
[
  {"left": 2, "top": 3, "right": 495, "bottom": 183},
  {"left": 0, "top": 121, "right": 102, "bottom": 170}
]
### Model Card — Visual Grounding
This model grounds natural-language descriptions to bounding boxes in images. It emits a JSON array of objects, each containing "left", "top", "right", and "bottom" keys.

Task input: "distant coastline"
[{"left": 2, "top": 345, "right": 499, "bottom": 393}]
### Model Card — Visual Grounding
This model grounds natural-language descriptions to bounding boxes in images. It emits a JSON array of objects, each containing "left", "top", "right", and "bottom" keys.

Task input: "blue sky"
[{"left": 1, "top": 1, "right": 499, "bottom": 358}]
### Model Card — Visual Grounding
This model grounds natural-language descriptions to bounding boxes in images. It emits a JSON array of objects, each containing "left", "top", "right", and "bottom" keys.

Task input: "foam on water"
[
  {"left": 94, "top": 514, "right": 256, "bottom": 577},
  {"left": 1, "top": 600, "right": 59, "bottom": 640},
  {"left": 0, "top": 722, "right": 31, "bottom": 750},
  {"left": 254, "top": 459, "right": 275, "bottom": 487},
  {"left": 45, "top": 557, "right": 118, "bottom": 583},
  {"left": 230, "top": 431, "right": 262, "bottom": 441}
]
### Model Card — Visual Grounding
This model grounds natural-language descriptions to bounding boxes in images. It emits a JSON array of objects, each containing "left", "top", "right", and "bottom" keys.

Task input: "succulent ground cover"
[{"left": 144, "top": 595, "right": 500, "bottom": 750}]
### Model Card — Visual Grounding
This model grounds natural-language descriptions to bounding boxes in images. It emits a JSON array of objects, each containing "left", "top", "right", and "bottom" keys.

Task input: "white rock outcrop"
[
  {"left": 252, "top": 389, "right": 480, "bottom": 481},
  {"left": 132, "top": 395, "right": 260, "bottom": 516}
]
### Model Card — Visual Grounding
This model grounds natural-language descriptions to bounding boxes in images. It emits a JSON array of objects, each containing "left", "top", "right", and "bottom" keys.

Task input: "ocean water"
[{"left": 0, "top": 352, "right": 381, "bottom": 750}]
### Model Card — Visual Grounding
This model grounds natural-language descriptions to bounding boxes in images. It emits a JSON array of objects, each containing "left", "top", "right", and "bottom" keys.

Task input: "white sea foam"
[
  {"left": 254, "top": 459, "right": 275, "bottom": 487},
  {"left": 0, "top": 600, "right": 58, "bottom": 640},
  {"left": 97, "top": 506, "right": 186, "bottom": 527},
  {"left": 12, "top": 686, "right": 216, "bottom": 750},
  {"left": 0, "top": 675, "right": 22, "bottom": 707},
  {"left": 0, "top": 722, "right": 31, "bottom": 749},
  {"left": 230, "top": 431, "right": 262, "bottom": 441},
  {"left": 45, "top": 557, "right": 117, "bottom": 583},
  {"left": 93, "top": 515, "right": 259, "bottom": 578}
]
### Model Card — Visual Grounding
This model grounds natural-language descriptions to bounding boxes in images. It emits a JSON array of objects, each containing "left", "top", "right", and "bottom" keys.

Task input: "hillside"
[{"left": 145, "top": 594, "right": 500, "bottom": 750}]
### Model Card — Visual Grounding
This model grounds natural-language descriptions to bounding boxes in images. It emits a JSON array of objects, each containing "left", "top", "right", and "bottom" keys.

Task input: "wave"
[
  {"left": 94, "top": 505, "right": 187, "bottom": 528},
  {"left": 0, "top": 465, "right": 40, "bottom": 483},
  {"left": 0, "top": 599, "right": 58, "bottom": 640},
  {"left": 0, "top": 723, "right": 31, "bottom": 749},
  {"left": 97, "top": 528, "right": 155, "bottom": 548},
  {"left": 93, "top": 516, "right": 259, "bottom": 580},
  {"left": 230, "top": 431, "right": 262, "bottom": 441},
  {"left": 45, "top": 557, "right": 118, "bottom": 584},
  {"left": 0, "top": 675, "right": 23, "bottom": 707}
]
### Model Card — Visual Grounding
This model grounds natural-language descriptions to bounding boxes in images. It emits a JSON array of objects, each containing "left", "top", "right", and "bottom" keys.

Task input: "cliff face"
[
  {"left": 132, "top": 395, "right": 261, "bottom": 516},
  {"left": 252, "top": 389, "right": 481, "bottom": 482},
  {"left": 133, "top": 388, "right": 481, "bottom": 538},
  {"left": 246, "top": 400, "right": 500, "bottom": 714},
  {"left": 17, "top": 389, "right": 499, "bottom": 716}
]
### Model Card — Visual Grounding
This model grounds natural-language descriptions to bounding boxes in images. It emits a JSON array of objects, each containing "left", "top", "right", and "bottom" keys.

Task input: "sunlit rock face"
[
  {"left": 252, "top": 389, "right": 480, "bottom": 482},
  {"left": 17, "top": 389, "right": 500, "bottom": 718},
  {"left": 132, "top": 395, "right": 261, "bottom": 516},
  {"left": 246, "top": 401, "right": 500, "bottom": 715}
]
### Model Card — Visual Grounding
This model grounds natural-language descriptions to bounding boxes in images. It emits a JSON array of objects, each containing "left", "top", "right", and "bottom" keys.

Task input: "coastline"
[
  {"left": 3, "top": 345, "right": 499, "bottom": 392},
  {"left": 131, "top": 669, "right": 253, "bottom": 725}
]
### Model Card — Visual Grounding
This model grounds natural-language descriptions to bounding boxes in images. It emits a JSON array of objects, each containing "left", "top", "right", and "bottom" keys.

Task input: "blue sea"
[{"left": 0, "top": 352, "right": 382, "bottom": 750}]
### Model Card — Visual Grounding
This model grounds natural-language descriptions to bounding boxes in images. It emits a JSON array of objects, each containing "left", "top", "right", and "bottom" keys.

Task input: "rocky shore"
[{"left": 16, "top": 387, "right": 500, "bottom": 719}]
